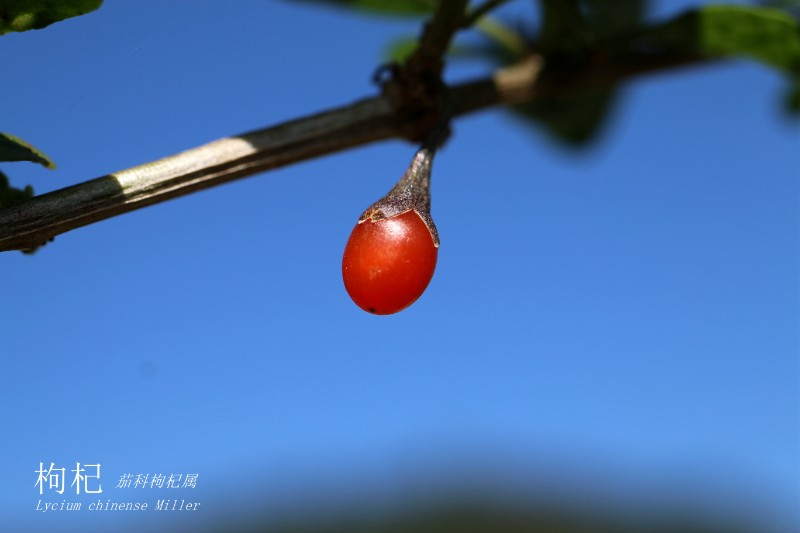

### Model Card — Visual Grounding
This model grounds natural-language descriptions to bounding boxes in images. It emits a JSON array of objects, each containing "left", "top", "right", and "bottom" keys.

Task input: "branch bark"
[
  {"left": 0, "top": 51, "right": 703, "bottom": 253},
  {"left": 406, "top": 0, "right": 470, "bottom": 79}
]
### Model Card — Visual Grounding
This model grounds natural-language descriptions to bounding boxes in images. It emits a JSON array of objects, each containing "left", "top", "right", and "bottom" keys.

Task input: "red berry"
[{"left": 342, "top": 209, "right": 438, "bottom": 315}]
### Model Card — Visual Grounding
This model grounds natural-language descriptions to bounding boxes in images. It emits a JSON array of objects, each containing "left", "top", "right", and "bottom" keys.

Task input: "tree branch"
[
  {"left": 0, "top": 50, "right": 704, "bottom": 253},
  {"left": 405, "top": 0, "right": 470, "bottom": 78}
]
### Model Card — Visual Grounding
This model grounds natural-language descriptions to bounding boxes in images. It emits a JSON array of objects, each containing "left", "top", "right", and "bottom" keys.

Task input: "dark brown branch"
[
  {"left": 0, "top": 51, "right": 705, "bottom": 253},
  {"left": 383, "top": 0, "right": 470, "bottom": 142},
  {"left": 405, "top": 0, "right": 470, "bottom": 79}
]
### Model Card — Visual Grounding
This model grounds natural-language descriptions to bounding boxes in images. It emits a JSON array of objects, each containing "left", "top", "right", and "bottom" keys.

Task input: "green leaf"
[
  {"left": 0, "top": 133, "right": 55, "bottom": 169},
  {"left": 538, "top": 0, "right": 592, "bottom": 52},
  {"left": 512, "top": 89, "right": 616, "bottom": 147},
  {"left": 699, "top": 6, "right": 800, "bottom": 72},
  {"left": 0, "top": 0, "right": 103, "bottom": 35},
  {"left": 650, "top": 6, "right": 800, "bottom": 74},
  {"left": 515, "top": 1, "right": 644, "bottom": 147},
  {"left": 291, "top": 0, "right": 435, "bottom": 17}
]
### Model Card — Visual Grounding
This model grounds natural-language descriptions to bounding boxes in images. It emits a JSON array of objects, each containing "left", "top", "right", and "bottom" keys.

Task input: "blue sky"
[{"left": 2, "top": 1, "right": 798, "bottom": 532}]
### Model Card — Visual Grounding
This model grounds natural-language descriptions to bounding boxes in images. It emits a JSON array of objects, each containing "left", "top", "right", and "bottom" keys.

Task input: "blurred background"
[{"left": 1, "top": 1, "right": 797, "bottom": 532}]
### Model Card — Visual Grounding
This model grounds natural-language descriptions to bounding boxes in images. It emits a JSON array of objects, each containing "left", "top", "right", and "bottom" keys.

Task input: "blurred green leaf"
[
  {"left": 0, "top": 133, "right": 55, "bottom": 169},
  {"left": 513, "top": 89, "right": 616, "bottom": 147},
  {"left": 538, "top": 0, "right": 591, "bottom": 52},
  {"left": 517, "top": 1, "right": 646, "bottom": 147},
  {"left": 650, "top": 6, "right": 800, "bottom": 74},
  {"left": 759, "top": 0, "right": 800, "bottom": 19},
  {"left": 203, "top": 494, "right": 763, "bottom": 533},
  {"left": 699, "top": 6, "right": 800, "bottom": 72},
  {"left": 0, "top": 0, "right": 103, "bottom": 35},
  {"left": 291, "top": 0, "right": 435, "bottom": 16}
]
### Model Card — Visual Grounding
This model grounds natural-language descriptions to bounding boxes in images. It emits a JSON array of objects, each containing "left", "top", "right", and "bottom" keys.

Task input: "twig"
[
  {"left": 0, "top": 50, "right": 705, "bottom": 253},
  {"left": 405, "top": 0, "right": 470, "bottom": 78}
]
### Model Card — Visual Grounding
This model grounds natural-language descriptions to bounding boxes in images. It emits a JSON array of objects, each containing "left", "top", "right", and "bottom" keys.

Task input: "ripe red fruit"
[{"left": 342, "top": 209, "right": 438, "bottom": 315}]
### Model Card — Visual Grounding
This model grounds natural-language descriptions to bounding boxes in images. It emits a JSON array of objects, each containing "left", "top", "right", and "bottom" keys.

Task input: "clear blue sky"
[{"left": 2, "top": 1, "right": 798, "bottom": 532}]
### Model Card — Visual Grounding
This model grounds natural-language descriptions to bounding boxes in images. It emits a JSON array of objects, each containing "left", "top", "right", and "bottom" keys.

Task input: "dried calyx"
[{"left": 357, "top": 148, "right": 439, "bottom": 247}]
